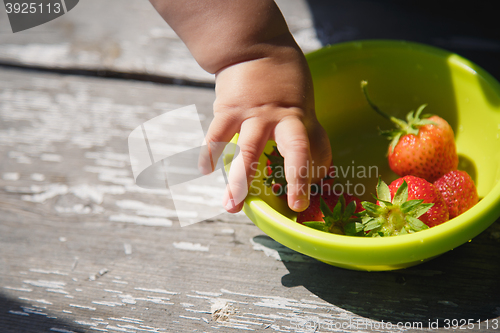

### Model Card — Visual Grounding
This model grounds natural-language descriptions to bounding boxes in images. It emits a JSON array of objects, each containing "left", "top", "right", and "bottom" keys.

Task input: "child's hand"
[
  {"left": 207, "top": 41, "right": 331, "bottom": 213},
  {"left": 149, "top": 0, "right": 332, "bottom": 213}
]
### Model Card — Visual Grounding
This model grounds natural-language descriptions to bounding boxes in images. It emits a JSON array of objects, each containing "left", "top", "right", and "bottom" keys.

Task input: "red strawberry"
[
  {"left": 388, "top": 176, "right": 449, "bottom": 227},
  {"left": 434, "top": 170, "right": 478, "bottom": 218},
  {"left": 360, "top": 176, "right": 449, "bottom": 236},
  {"left": 299, "top": 192, "right": 363, "bottom": 235},
  {"left": 297, "top": 191, "right": 362, "bottom": 223},
  {"left": 361, "top": 81, "right": 458, "bottom": 182},
  {"left": 265, "top": 148, "right": 280, "bottom": 176}
]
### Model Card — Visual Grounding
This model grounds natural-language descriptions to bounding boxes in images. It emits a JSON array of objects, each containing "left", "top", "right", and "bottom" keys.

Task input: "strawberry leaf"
[
  {"left": 400, "top": 199, "right": 424, "bottom": 214},
  {"left": 412, "top": 202, "right": 434, "bottom": 218},
  {"left": 361, "top": 201, "right": 386, "bottom": 215},
  {"left": 406, "top": 110, "right": 413, "bottom": 123},
  {"left": 364, "top": 218, "right": 382, "bottom": 231},
  {"left": 376, "top": 177, "right": 391, "bottom": 202},
  {"left": 338, "top": 194, "right": 346, "bottom": 210},
  {"left": 303, "top": 221, "right": 329, "bottom": 232},
  {"left": 393, "top": 180, "right": 409, "bottom": 206},
  {"left": 380, "top": 128, "right": 401, "bottom": 138},
  {"left": 377, "top": 199, "right": 393, "bottom": 207},
  {"left": 406, "top": 216, "right": 429, "bottom": 231},
  {"left": 264, "top": 153, "right": 283, "bottom": 165},
  {"left": 344, "top": 222, "right": 364, "bottom": 236},
  {"left": 319, "top": 196, "right": 333, "bottom": 217},
  {"left": 414, "top": 104, "right": 427, "bottom": 119},
  {"left": 417, "top": 119, "right": 438, "bottom": 126},
  {"left": 331, "top": 199, "right": 342, "bottom": 221},
  {"left": 303, "top": 195, "right": 363, "bottom": 235},
  {"left": 343, "top": 200, "right": 357, "bottom": 221}
]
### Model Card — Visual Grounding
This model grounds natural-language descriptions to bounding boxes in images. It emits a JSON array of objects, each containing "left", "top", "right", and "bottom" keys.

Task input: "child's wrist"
[{"left": 200, "top": 32, "right": 304, "bottom": 74}]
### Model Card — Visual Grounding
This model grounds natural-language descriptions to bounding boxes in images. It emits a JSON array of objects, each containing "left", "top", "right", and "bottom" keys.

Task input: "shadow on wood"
[
  {"left": 0, "top": 293, "right": 84, "bottom": 333},
  {"left": 275, "top": 221, "right": 500, "bottom": 326}
]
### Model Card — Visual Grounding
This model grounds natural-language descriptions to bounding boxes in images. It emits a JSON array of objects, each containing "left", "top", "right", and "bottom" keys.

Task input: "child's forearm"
[
  {"left": 149, "top": 0, "right": 300, "bottom": 74},
  {"left": 149, "top": 0, "right": 332, "bottom": 213}
]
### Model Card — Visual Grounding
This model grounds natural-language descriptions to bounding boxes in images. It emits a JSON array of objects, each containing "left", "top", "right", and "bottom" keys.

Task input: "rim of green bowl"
[{"left": 242, "top": 40, "right": 500, "bottom": 270}]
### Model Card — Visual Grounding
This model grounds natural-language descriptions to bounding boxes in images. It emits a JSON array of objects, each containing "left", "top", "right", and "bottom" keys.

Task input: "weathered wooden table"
[{"left": 1, "top": 1, "right": 500, "bottom": 332}]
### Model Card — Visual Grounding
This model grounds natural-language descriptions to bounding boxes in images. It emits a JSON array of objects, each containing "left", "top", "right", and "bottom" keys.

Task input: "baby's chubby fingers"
[
  {"left": 198, "top": 112, "right": 240, "bottom": 175},
  {"left": 274, "top": 116, "right": 312, "bottom": 212},
  {"left": 222, "top": 118, "right": 270, "bottom": 213}
]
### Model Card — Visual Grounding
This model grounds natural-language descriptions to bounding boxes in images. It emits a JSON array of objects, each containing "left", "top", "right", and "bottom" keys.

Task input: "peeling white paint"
[
  {"left": 21, "top": 184, "right": 68, "bottom": 203},
  {"left": 69, "top": 304, "right": 96, "bottom": 311},
  {"left": 23, "top": 280, "right": 66, "bottom": 289},
  {"left": 112, "top": 280, "right": 128, "bottom": 285},
  {"left": 46, "top": 289, "right": 69, "bottom": 295},
  {"left": 70, "top": 184, "right": 106, "bottom": 204},
  {"left": 18, "top": 297, "right": 53, "bottom": 305},
  {"left": 104, "top": 289, "right": 123, "bottom": 294},
  {"left": 92, "top": 301, "right": 123, "bottom": 307},
  {"left": 55, "top": 204, "right": 103, "bottom": 214},
  {"left": 134, "top": 287, "right": 177, "bottom": 295},
  {"left": 108, "top": 317, "right": 144, "bottom": 324},
  {"left": 2, "top": 172, "right": 20, "bottom": 181},
  {"left": 179, "top": 315, "right": 201, "bottom": 321},
  {"left": 30, "top": 173, "right": 46, "bottom": 181},
  {"left": 9, "top": 310, "right": 29, "bottom": 316},
  {"left": 195, "top": 291, "right": 223, "bottom": 297},
  {"left": 173, "top": 242, "right": 209, "bottom": 252},
  {"left": 3, "top": 286, "right": 33, "bottom": 292},
  {"left": 41, "top": 153, "right": 63, "bottom": 162},
  {"left": 123, "top": 243, "right": 132, "bottom": 255},
  {"left": 50, "top": 328, "right": 78, "bottom": 333},
  {"left": 115, "top": 199, "right": 196, "bottom": 219},
  {"left": 74, "top": 320, "right": 98, "bottom": 327},
  {"left": 29, "top": 268, "right": 68, "bottom": 276},
  {"left": 119, "top": 295, "right": 136, "bottom": 305},
  {"left": 109, "top": 214, "right": 173, "bottom": 227}
]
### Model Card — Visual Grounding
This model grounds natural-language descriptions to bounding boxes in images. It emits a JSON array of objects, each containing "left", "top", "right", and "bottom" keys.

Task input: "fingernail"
[
  {"left": 225, "top": 199, "right": 236, "bottom": 211},
  {"left": 293, "top": 199, "right": 309, "bottom": 212}
]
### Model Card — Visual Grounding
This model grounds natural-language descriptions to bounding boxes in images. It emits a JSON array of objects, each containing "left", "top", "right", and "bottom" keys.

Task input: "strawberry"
[
  {"left": 264, "top": 145, "right": 335, "bottom": 198},
  {"left": 299, "top": 192, "right": 363, "bottom": 236},
  {"left": 265, "top": 147, "right": 280, "bottom": 177},
  {"left": 297, "top": 191, "right": 362, "bottom": 223},
  {"left": 361, "top": 81, "right": 458, "bottom": 182},
  {"left": 434, "top": 170, "right": 478, "bottom": 219},
  {"left": 360, "top": 176, "right": 449, "bottom": 236},
  {"left": 388, "top": 176, "right": 449, "bottom": 227}
]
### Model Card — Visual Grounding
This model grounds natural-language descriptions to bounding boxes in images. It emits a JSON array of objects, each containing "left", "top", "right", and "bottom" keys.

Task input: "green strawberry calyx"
[
  {"left": 360, "top": 80, "right": 436, "bottom": 152},
  {"left": 303, "top": 195, "right": 363, "bottom": 236},
  {"left": 360, "top": 178, "right": 432, "bottom": 237}
]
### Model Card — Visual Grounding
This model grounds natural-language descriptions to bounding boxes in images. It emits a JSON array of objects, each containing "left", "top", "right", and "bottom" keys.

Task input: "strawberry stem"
[
  {"left": 360, "top": 81, "right": 408, "bottom": 131},
  {"left": 361, "top": 81, "right": 392, "bottom": 121}
]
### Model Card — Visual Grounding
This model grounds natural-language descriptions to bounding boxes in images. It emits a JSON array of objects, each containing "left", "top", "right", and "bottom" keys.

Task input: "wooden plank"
[
  {"left": 0, "top": 0, "right": 211, "bottom": 82},
  {"left": 0, "top": 0, "right": 321, "bottom": 83},
  {"left": 1, "top": 67, "right": 500, "bottom": 333}
]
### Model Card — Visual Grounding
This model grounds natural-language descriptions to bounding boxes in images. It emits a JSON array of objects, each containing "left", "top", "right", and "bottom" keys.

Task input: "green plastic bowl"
[{"left": 242, "top": 40, "right": 500, "bottom": 271}]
